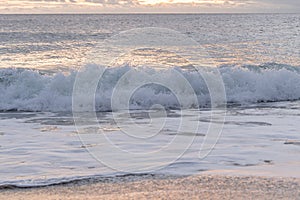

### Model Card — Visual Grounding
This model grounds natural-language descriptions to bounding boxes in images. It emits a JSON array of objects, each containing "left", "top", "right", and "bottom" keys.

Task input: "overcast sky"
[{"left": 0, "top": 0, "right": 299, "bottom": 13}]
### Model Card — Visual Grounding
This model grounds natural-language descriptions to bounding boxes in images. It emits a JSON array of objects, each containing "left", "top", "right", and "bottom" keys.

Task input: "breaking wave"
[{"left": 0, "top": 63, "right": 300, "bottom": 112}]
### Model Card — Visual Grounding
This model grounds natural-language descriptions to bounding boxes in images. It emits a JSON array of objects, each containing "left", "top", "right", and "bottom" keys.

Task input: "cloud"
[{"left": 0, "top": 0, "right": 299, "bottom": 13}]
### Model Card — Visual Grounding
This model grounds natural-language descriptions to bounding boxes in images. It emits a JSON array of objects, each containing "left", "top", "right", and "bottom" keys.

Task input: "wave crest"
[{"left": 0, "top": 63, "right": 300, "bottom": 112}]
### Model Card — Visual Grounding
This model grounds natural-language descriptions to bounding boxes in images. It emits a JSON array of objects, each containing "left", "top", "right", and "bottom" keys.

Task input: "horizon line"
[{"left": 0, "top": 12, "right": 299, "bottom": 15}]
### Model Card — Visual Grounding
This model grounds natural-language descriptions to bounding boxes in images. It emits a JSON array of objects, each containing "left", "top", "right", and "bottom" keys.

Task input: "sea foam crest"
[{"left": 0, "top": 63, "right": 300, "bottom": 112}]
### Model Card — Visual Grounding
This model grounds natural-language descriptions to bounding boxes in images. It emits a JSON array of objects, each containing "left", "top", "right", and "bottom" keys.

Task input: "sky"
[{"left": 0, "top": 0, "right": 299, "bottom": 13}]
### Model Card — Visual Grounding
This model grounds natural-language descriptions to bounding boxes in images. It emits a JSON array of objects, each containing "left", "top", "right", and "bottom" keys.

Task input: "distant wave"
[{"left": 0, "top": 63, "right": 300, "bottom": 112}]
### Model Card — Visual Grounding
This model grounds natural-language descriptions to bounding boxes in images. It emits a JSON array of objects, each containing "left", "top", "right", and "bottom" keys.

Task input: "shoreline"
[{"left": 1, "top": 174, "right": 299, "bottom": 200}]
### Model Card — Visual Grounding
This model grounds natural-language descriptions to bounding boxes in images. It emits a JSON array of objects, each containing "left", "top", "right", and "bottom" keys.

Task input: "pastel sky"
[{"left": 0, "top": 0, "right": 299, "bottom": 13}]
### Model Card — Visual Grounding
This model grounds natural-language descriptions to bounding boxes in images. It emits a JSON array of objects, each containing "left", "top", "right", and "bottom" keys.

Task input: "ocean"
[{"left": 0, "top": 14, "right": 299, "bottom": 187}]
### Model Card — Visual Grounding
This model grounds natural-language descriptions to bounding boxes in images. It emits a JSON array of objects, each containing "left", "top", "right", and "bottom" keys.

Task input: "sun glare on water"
[{"left": 139, "top": 0, "right": 226, "bottom": 5}]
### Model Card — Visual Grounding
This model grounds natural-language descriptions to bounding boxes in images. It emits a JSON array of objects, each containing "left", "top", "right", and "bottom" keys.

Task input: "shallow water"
[{"left": 0, "top": 101, "right": 300, "bottom": 187}]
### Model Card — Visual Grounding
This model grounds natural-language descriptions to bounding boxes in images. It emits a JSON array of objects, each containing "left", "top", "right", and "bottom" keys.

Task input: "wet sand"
[{"left": 1, "top": 174, "right": 299, "bottom": 200}]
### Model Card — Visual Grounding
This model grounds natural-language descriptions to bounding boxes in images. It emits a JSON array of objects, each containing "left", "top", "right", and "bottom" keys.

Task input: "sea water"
[{"left": 0, "top": 14, "right": 299, "bottom": 187}]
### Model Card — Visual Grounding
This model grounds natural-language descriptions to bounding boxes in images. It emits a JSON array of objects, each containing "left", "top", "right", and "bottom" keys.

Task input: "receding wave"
[
  {"left": 0, "top": 173, "right": 155, "bottom": 189},
  {"left": 0, "top": 63, "right": 300, "bottom": 112}
]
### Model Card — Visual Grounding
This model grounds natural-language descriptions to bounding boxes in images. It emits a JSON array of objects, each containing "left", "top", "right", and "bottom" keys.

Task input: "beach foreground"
[{"left": 1, "top": 175, "right": 299, "bottom": 200}]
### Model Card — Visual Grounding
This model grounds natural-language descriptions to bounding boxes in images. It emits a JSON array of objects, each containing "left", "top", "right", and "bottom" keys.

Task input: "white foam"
[{"left": 0, "top": 63, "right": 300, "bottom": 111}]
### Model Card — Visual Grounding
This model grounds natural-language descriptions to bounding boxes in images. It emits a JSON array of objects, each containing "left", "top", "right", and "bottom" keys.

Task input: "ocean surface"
[{"left": 0, "top": 14, "right": 300, "bottom": 187}]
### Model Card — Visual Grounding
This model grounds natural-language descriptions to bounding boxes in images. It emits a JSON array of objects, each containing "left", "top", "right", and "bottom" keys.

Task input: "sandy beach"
[{"left": 1, "top": 174, "right": 299, "bottom": 200}]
